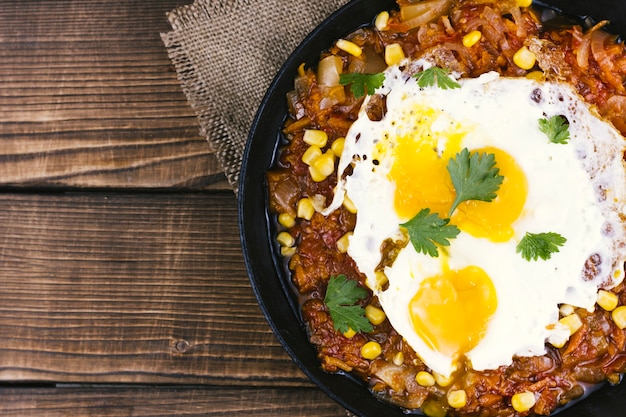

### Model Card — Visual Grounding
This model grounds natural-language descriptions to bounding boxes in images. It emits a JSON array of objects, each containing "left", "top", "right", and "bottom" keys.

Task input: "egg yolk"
[
  {"left": 388, "top": 108, "right": 528, "bottom": 242},
  {"left": 409, "top": 265, "right": 497, "bottom": 357}
]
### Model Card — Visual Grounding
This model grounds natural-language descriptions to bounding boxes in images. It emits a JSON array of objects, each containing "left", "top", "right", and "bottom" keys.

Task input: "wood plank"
[
  {"left": 0, "top": 0, "right": 230, "bottom": 189},
  {"left": 0, "top": 386, "right": 347, "bottom": 417},
  {"left": 0, "top": 191, "right": 308, "bottom": 385}
]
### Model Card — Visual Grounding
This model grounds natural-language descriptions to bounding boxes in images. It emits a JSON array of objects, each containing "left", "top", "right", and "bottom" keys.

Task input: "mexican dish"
[{"left": 266, "top": 0, "right": 626, "bottom": 415}]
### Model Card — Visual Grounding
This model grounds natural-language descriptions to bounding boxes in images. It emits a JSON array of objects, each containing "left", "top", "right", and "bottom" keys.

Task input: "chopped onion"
[
  {"left": 267, "top": 171, "right": 299, "bottom": 217},
  {"left": 347, "top": 56, "right": 367, "bottom": 74},
  {"left": 509, "top": 6, "right": 527, "bottom": 38},
  {"left": 399, "top": 0, "right": 453, "bottom": 30},
  {"left": 317, "top": 55, "right": 343, "bottom": 87},
  {"left": 294, "top": 75, "right": 311, "bottom": 98},
  {"left": 601, "top": 95, "right": 626, "bottom": 134},
  {"left": 286, "top": 90, "right": 299, "bottom": 117},
  {"left": 319, "top": 85, "right": 346, "bottom": 110},
  {"left": 572, "top": 27, "right": 591, "bottom": 70},
  {"left": 591, "top": 29, "right": 611, "bottom": 68},
  {"left": 590, "top": 27, "right": 625, "bottom": 91}
]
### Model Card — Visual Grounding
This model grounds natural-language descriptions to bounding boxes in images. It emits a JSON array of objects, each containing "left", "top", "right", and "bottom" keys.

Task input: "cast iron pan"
[{"left": 238, "top": 1, "right": 626, "bottom": 415}]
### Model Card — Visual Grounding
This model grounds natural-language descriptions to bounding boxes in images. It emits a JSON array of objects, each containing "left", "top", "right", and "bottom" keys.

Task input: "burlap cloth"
[
  {"left": 161, "top": 1, "right": 357, "bottom": 414},
  {"left": 161, "top": 0, "right": 351, "bottom": 194}
]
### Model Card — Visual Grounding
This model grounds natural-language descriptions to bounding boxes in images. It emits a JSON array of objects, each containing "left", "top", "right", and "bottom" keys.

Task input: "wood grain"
[
  {"left": 0, "top": 1, "right": 350, "bottom": 414},
  {"left": 0, "top": 386, "right": 346, "bottom": 417},
  {"left": 0, "top": 191, "right": 307, "bottom": 385},
  {"left": 0, "top": 0, "right": 229, "bottom": 189}
]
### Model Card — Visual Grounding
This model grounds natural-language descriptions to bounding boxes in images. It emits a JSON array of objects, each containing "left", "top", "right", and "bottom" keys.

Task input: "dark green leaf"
[
  {"left": 447, "top": 148, "right": 504, "bottom": 217},
  {"left": 324, "top": 275, "right": 373, "bottom": 333},
  {"left": 339, "top": 72, "right": 385, "bottom": 98},
  {"left": 329, "top": 304, "right": 373, "bottom": 334},
  {"left": 400, "top": 208, "right": 460, "bottom": 258},
  {"left": 413, "top": 66, "right": 460, "bottom": 90},
  {"left": 516, "top": 232, "right": 567, "bottom": 261},
  {"left": 538, "top": 115, "right": 570, "bottom": 144}
]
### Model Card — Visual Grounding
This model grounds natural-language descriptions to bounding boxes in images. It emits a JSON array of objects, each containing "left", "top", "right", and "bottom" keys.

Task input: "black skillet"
[{"left": 238, "top": 1, "right": 626, "bottom": 415}]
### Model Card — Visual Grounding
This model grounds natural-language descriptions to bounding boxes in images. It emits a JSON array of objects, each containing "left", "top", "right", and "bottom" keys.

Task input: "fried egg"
[{"left": 326, "top": 62, "right": 626, "bottom": 377}]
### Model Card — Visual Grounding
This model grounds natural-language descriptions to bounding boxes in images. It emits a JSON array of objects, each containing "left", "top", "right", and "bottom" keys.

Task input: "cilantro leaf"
[
  {"left": 516, "top": 232, "right": 567, "bottom": 261},
  {"left": 447, "top": 148, "right": 504, "bottom": 217},
  {"left": 539, "top": 115, "right": 570, "bottom": 144},
  {"left": 339, "top": 72, "right": 385, "bottom": 98},
  {"left": 413, "top": 66, "right": 460, "bottom": 90},
  {"left": 400, "top": 208, "right": 460, "bottom": 258},
  {"left": 324, "top": 275, "right": 373, "bottom": 333}
]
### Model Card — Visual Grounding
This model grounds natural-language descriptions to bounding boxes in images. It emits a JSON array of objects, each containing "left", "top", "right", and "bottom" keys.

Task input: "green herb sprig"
[
  {"left": 516, "top": 232, "right": 567, "bottom": 261},
  {"left": 414, "top": 66, "right": 460, "bottom": 90},
  {"left": 539, "top": 115, "right": 570, "bottom": 144},
  {"left": 400, "top": 148, "right": 503, "bottom": 258},
  {"left": 446, "top": 148, "right": 504, "bottom": 217},
  {"left": 339, "top": 72, "right": 385, "bottom": 98},
  {"left": 324, "top": 275, "right": 372, "bottom": 334},
  {"left": 401, "top": 208, "right": 460, "bottom": 258}
]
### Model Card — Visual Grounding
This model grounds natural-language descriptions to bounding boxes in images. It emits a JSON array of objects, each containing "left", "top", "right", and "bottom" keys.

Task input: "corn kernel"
[
  {"left": 462, "top": 30, "right": 482, "bottom": 48},
  {"left": 609, "top": 372, "right": 621, "bottom": 384},
  {"left": 375, "top": 11, "right": 390, "bottom": 31},
  {"left": 416, "top": 371, "right": 436, "bottom": 387},
  {"left": 365, "top": 305, "right": 386, "bottom": 325},
  {"left": 513, "top": 46, "right": 536, "bottom": 70},
  {"left": 276, "top": 231, "right": 294, "bottom": 247},
  {"left": 308, "top": 165, "right": 327, "bottom": 182},
  {"left": 385, "top": 43, "right": 406, "bottom": 66},
  {"left": 311, "top": 150, "right": 335, "bottom": 177},
  {"left": 342, "top": 194, "right": 357, "bottom": 214},
  {"left": 302, "top": 145, "right": 322, "bottom": 165},
  {"left": 303, "top": 129, "right": 328, "bottom": 147},
  {"left": 516, "top": 0, "right": 532, "bottom": 7},
  {"left": 280, "top": 246, "right": 296, "bottom": 257},
  {"left": 597, "top": 290, "right": 619, "bottom": 312},
  {"left": 559, "top": 303, "right": 575, "bottom": 317},
  {"left": 511, "top": 391, "right": 536, "bottom": 413},
  {"left": 331, "top": 137, "right": 345, "bottom": 157},
  {"left": 278, "top": 212, "right": 296, "bottom": 228},
  {"left": 433, "top": 371, "right": 453, "bottom": 387},
  {"left": 375, "top": 271, "right": 389, "bottom": 288},
  {"left": 336, "top": 232, "right": 352, "bottom": 254},
  {"left": 612, "top": 306, "right": 626, "bottom": 329},
  {"left": 448, "top": 390, "right": 467, "bottom": 409},
  {"left": 422, "top": 401, "right": 447, "bottom": 417},
  {"left": 297, "top": 198, "right": 315, "bottom": 220},
  {"left": 392, "top": 351, "right": 405, "bottom": 366},
  {"left": 526, "top": 70, "right": 544, "bottom": 81},
  {"left": 343, "top": 327, "right": 356, "bottom": 339},
  {"left": 336, "top": 39, "right": 362, "bottom": 57},
  {"left": 559, "top": 313, "right": 583, "bottom": 335},
  {"left": 361, "top": 341, "right": 382, "bottom": 359}
]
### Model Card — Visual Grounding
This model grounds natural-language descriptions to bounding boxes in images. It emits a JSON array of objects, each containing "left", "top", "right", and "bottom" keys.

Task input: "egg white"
[{"left": 327, "top": 62, "right": 626, "bottom": 377}]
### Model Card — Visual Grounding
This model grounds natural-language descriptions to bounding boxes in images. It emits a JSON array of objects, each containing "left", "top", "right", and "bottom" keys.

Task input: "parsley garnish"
[
  {"left": 516, "top": 232, "right": 567, "bottom": 261},
  {"left": 400, "top": 208, "right": 460, "bottom": 258},
  {"left": 324, "top": 275, "right": 373, "bottom": 334},
  {"left": 447, "top": 148, "right": 504, "bottom": 217},
  {"left": 339, "top": 72, "right": 385, "bottom": 98},
  {"left": 413, "top": 66, "right": 460, "bottom": 90},
  {"left": 399, "top": 149, "right": 502, "bottom": 258},
  {"left": 539, "top": 115, "right": 570, "bottom": 144}
]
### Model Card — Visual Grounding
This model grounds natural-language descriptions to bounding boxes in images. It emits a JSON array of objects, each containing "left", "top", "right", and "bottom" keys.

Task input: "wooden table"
[{"left": 0, "top": 1, "right": 346, "bottom": 415}]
